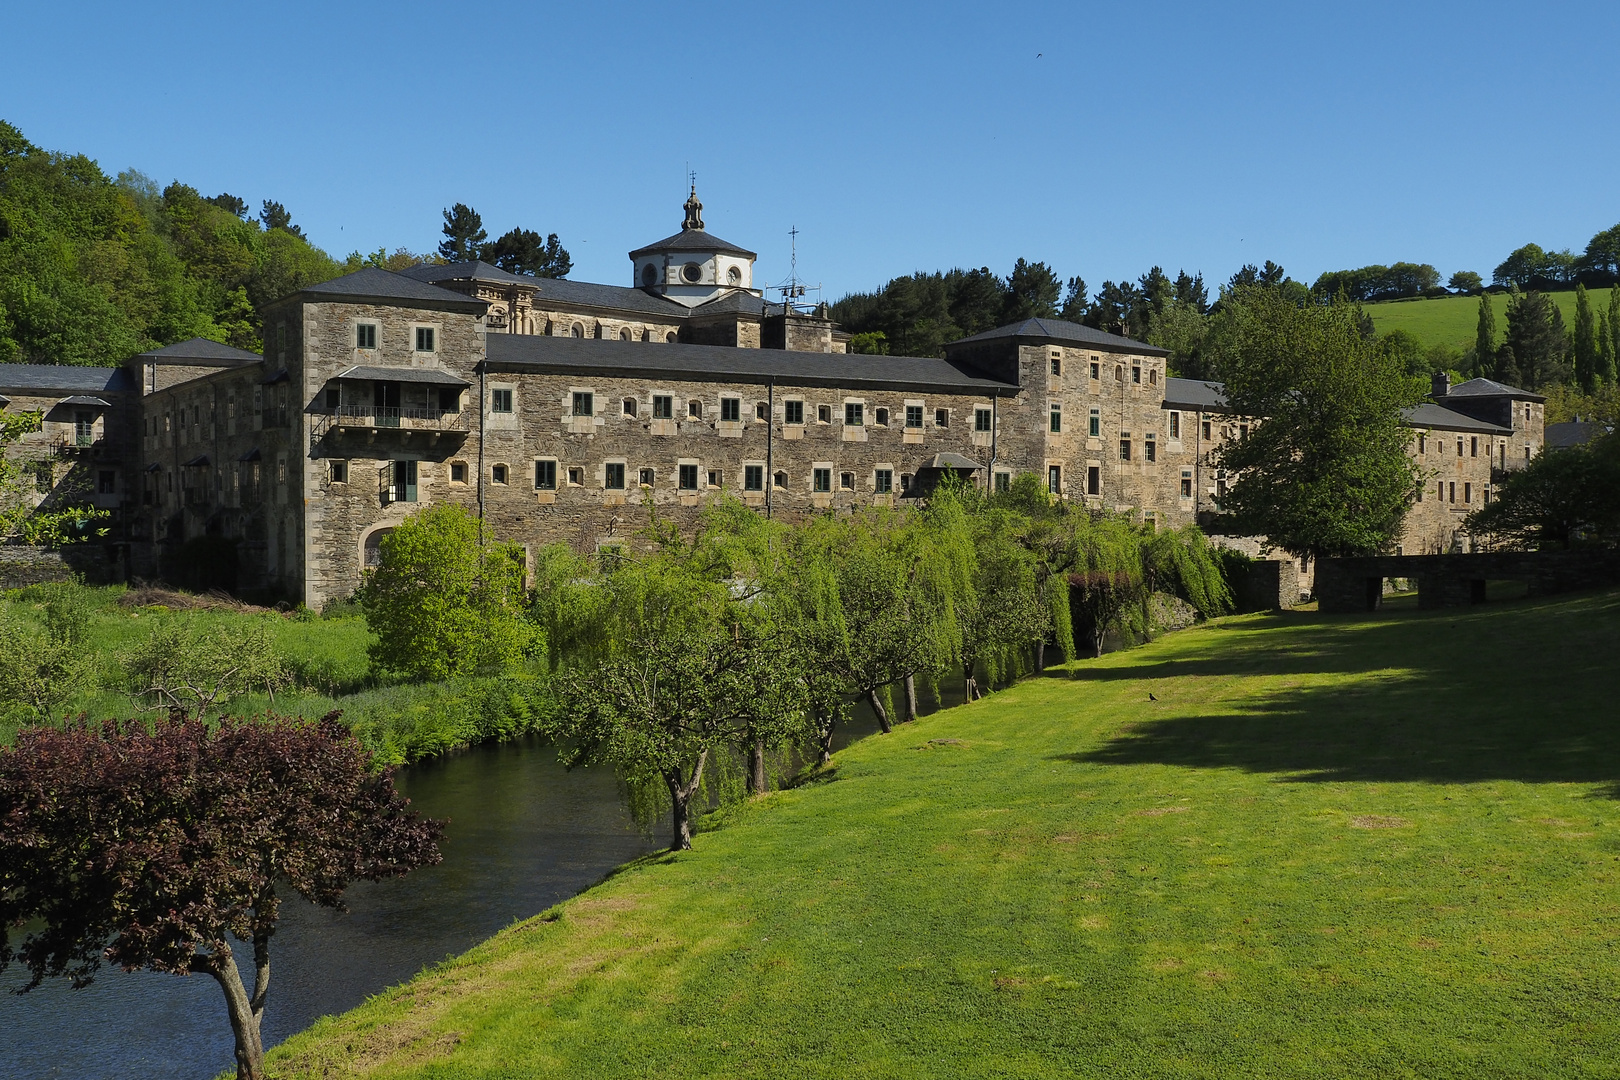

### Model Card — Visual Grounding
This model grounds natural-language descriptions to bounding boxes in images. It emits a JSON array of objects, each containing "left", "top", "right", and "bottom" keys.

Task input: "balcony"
[
  {"left": 50, "top": 435, "right": 106, "bottom": 459},
  {"left": 310, "top": 405, "right": 469, "bottom": 448}
]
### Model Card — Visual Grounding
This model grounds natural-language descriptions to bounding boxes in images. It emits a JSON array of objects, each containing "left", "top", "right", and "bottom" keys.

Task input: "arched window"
[
  {"left": 363, "top": 527, "right": 394, "bottom": 568},
  {"left": 641, "top": 264, "right": 657, "bottom": 288},
  {"left": 619, "top": 328, "right": 631, "bottom": 341},
  {"left": 570, "top": 323, "right": 584, "bottom": 338}
]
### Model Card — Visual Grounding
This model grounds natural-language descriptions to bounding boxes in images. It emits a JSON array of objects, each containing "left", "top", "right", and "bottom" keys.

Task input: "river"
[{"left": 0, "top": 703, "right": 897, "bottom": 1079}]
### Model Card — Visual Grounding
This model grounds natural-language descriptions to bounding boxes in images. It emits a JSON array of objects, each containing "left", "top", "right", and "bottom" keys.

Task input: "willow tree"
[
  {"left": 956, "top": 505, "right": 1047, "bottom": 699},
  {"left": 1064, "top": 511, "right": 1147, "bottom": 658}
]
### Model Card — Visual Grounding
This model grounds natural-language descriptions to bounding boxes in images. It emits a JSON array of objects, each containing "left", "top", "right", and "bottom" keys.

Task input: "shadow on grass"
[{"left": 1064, "top": 590, "right": 1620, "bottom": 793}]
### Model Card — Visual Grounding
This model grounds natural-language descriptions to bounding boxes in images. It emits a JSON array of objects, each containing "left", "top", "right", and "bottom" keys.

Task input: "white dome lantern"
[{"left": 628, "top": 184, "right": 759, "bottom": 308}]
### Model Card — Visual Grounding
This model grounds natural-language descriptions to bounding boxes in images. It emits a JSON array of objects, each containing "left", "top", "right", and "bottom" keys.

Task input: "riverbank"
[{"left": 266, "top": 588, "right": 1620, "bottom": 1079}]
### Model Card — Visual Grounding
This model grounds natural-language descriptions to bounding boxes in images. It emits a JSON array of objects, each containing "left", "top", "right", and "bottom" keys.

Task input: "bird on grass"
[{"left": 1148, "top": 692, "right": 1157, "bottom": 701}]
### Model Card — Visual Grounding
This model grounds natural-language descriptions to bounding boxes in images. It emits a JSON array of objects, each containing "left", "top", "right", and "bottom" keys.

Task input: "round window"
[
  {"left": 727, "top": 266, "right": 741, "bottom": 284},
  {"left": 641, "top": 264, "right": 657, "bottom": 287},
  {"left": 681, "top": 262, "right": 702, "bottom": 283}
]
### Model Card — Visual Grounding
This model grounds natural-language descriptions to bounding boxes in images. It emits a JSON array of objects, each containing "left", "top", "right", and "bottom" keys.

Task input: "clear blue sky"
[{"left": 5, "top": 1, "right": 1617, "bottom": 301}]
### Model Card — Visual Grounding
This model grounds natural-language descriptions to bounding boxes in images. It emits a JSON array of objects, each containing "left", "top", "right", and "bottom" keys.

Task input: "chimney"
[{"left": 1431, "top": 371, "right": 1450, "bottom": 400}]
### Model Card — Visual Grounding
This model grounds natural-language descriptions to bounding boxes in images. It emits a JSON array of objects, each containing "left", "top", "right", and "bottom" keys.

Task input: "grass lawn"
[
  {"left": 269, "top": 589, "right": 1620, "bottom": 1079},
  {"left": 1366, "top": 288, "right": 1615, "bottom": 351}
]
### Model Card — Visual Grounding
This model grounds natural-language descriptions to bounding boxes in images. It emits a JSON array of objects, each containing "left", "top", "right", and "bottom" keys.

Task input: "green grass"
[
  {"left": 1367, "top": 287, "right": 1615, "bottom": 351},
  {"left": 268, "top": 588, "right": 1620, "bottom": 1079}
]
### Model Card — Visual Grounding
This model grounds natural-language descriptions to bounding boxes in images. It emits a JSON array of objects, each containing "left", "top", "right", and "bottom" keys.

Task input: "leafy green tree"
[
  {"left": 1609, "top": 287, "right": 1620, "bottom": 383},
  {"left": 1475, "top": 291, "right": 1497, "bottom": 378},
  {"left": 1467, "top": 432, "right": 1620, "bottom": 549},
  {"left": 437, "top": 203, "right": 487, "bottom": 262},
  {"left": 1580, "top": 223, "right": 1620, "bottom": 281},
  {"left": 1148, "top": 297, "right": 1210, "bottom": 378},
  {"left": 0, "top": 410, "right": 109, "bottom": 545},
  {"left": 123, "top": 617, "right": 289, "bottom": 717},
  {"left": 357, "top": 504, "right": 533, "bottom": 681},
  {"left": 1573, "top": 284, "right": 1601, "bottom": 392},
  {"left": 485, "top": 227, "right": 571, "bottom": 278},
  {"left": 1173, "top": 269, "right": 1209, "bottom": 313},
  {"left": 847, "top": 330, "right": 890, "bottom": 354},
  {"left": 1003, "top": 258, "right": 1061, "bottom": 322},
  {"left": 1603, "top": 312, "right": 1618, "bottom": 388},
  {"left": 1449, "top": 270, "right": 1484, "bottom": 293},
  {"left": 956, "top": 508, "right": 1046, "bottom": 699},
  {"left": 1207, "top": 289, "right": 1422, "bottom": 565},
  {"left": 948, "top": 267, "right": 1008, "bottom": 337},
  {"left": 206, "top": 193, "right": 249, "bottom": 218},
  {"left": 258, "top": 200, "right": 303, "bottom": 238},
  {"left": 0, "top": 581, "right": 93, "bottom": 721}
]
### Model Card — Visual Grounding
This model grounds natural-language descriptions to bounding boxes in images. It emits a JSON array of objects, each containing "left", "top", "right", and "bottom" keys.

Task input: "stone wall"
[
  {"left": 1315, "top": 551, "right": 1620, "bottom": 613},
  {"left": 0, "top": 546, "right": 74, "bottom": 588}
]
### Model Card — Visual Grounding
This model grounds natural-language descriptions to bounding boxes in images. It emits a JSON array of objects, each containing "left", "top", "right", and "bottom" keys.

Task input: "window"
[
  {"left": 1470, "top": 436, "right": 1478, "bottom": 457},
  {"left": 905, "top": 405, "right": 923, "bottom": 428},
  {"left": 440, "top": 388, "right": 460, "bottom": 412},
  {"left": 451, "top": 461, "right": 468, "bottom": 483},
  {"left": 568, "top": 467, "right": 585, "bottom": 486},
  {"left": 492, "top": 463, "right": 509, "bottom": 485},
  {"left": 534, "top": 460, "right": 555, "bottom": 489},
  {"left": 756, "top": 401, "right": 769, "bottom": 421},
  {"left": 325, "top": 386, "right": 340, "bottom": 409},
  {"left": 1464, "top": 482, "right": 1472, "bottom": 503},
  {"left": 875, "top": 468, "right": 893, "bottom": 493},
  {"left": 491, "top": 389, "right": 513, "bottom": 413},
  {"left": 1169, "top": 412, "right": 1180, "bottom": 439},
  {"left": 1448, "top": 481, "right": 1456, "bottom": 503},
  {"left": 1180, "top": 471, "right": 1192, "bottom": 498},
  {"left": 840, "top": 471, "right": 855, "bottom": 490},
  {"left": 1145, "top": 434, "right": 1157, "bottom": 463},
  {"left": 356, "top": 324, "right": 377, "bottom": 349},
  {"left": 572, "top": 391, "right": 594, "bottom": 417},
  {"left": 744, "top": 465, "right": 764, "bottom": 491},
  {"left": 1418, "top": 433, "right": 1427, "bottom": 454},
  {"left": 604, "top": 463, "right": 625, "bottom": 489},
  {"left": 721, "top": 397, "right": 741, "bottom": 422},
  {"left": 707, "top": 469, "right": 722, "bottom": 488},
  {"left": 975, "top": 407, "right": 993, "bottom": 432},
  {"left": 1437, "top": 480, "right": 1444, "bottom": 500},
  {"left": 994, "top": 471, "right": 1010, "bottom": 493},
  {"left": 1047, "top": 465, "right": 1062, "bottom": 494},
  {"left": 774, "top": 470, "right": 788, "bottom": 489},
  {"left": 1457, "top": 438, "right": 1464, "bottom": 457},
  {"left": 392, "top": 460, "right": 418, "bottom": 503},
  {"left": 98, "top": 470, "right": 116, "bottom": 494},
  {"left": 874, "top": 407, "right": 889, "bottom": 426},
  {"left": 1216, "top": 477, "right": 1228, "bottom": 498},
  {"left": 1087, "top": 466, "right": 1100, "bottom": 496},
  {"left": 623, "top": 397, "right": 637, "bottom": 416},
  {"left": 1090, "top": 362, "right": 1100, "bottom": 380},
  {"left": 1239, "top": 424, "right": 1249, "bottom": 440},
  {"left": 818, "top": 404, "right": 833, "bottom": 424},
  {"left": 75, "top": 410, "right": 95, "bottom": 446},
  {"left": 1524, "top": 446, "right": 1531, "bottom": 463},
  {"left": 639, "top": 468, "right": 655, "bottom": 487},
  {"left": 1088, "top": 408, "right": 1101, "bottom": 438},
  {"left": 1415, "top": 483, "right": 1423, "bottom": 503},
  {"left": 329, "top": 461, "right": 347, "bottom": 485},
  {"left": 813, "top": 467, "right": 832, "bottom": 493},
  {"left": 901, "top": 473, "right": 914, "bottom": 491},
  {"left": 935, "top": 408, "right": 949, "bottom": 427},
  {"left": 653, "top": 395, "right": 673, "bottom": 419},
  {"left": 845, "top": 402, "right": 863, "bottom": 426},
  {"left": 679, "top": 464, "right": 699, "bottom": 490},
  {"left": 689, "top": 399, "right": 704, "bottom": 419},
  {"left": 415, "top": 327, "right": 435, "bottom": 352},
  {"left": 1202, "top": 419, "right": 1212, "bottom": 441},
  {"left": 1132, "top": 365, "right": 1141, "bottom": 384},
  {"left": 1049, "top": 402, "right": 1061, "bottom": 433},
  {"left": 1051, "top": 357, "right": 1062, "bottom": 376},
  {"left": 619, "top": 328, "right": 631, "bottom": 341},
  {"left": 1119, "top": 438, "right": 1131, "bottom": 461},
  {"left": 785, "top": 400, "right": 804, "bottom": 425},
  {"left": 1115, "top": 365, "right": 1123, "bottom": 382},
  {"left": 1150, "top": 369, "right": 1158, "bottom": 385}
]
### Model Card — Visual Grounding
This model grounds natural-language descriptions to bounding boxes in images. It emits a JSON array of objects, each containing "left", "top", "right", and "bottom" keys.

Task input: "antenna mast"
[{"left": 772, "top": 225, "right": 822, "bottom": 314}]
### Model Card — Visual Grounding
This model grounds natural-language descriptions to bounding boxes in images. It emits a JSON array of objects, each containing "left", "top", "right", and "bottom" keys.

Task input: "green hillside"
[
  {"left": 270, "top": 589, "right": 1620, "bottom": 1079},
  {"left": 1366, "top": 288, "right": 1615, "bottom": 351}
]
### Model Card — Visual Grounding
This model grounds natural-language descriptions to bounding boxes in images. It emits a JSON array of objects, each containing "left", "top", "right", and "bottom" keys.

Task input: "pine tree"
[
  {"left": 437, "top": 204, "right": 487, "bottom": 263},
  {"left": 1599, "top": 312, "right": 1616, "bottom": 387},
  {"left": 1573, "top": 284, "right": 1600, "bottom": 392},
  {"left": 1474, "top": 291, "right": 1497, "bottom": 379}
]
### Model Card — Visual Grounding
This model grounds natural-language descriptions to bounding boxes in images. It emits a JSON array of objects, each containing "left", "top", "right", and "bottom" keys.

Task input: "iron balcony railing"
[{"left": 310, "top": 406, "right": 469, "bottom": 440}]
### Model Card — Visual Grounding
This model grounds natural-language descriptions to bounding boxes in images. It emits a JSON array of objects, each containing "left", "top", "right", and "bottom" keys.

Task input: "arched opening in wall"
[
  {"left": 363, "top": 527, "right": 395, "bottom": 569},
  {"left": 571, "top": 323, "right": 584, "bottom": 338},
  {"left": 619, "top": 328, "right": 631, "bottom": 341},
  {"left": 641, "top": 264, "right": 657, "bottom": 287}
]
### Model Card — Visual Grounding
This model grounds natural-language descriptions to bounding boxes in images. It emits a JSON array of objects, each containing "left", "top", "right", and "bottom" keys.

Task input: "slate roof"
[
  {"left": 947, "top": 318, "right": 1168, "bottom": 357},
  {"left": 396, "top": 261, "right": 529, "bottom": 287},
  {"left": 483, "top": 334, "right": 1019, "bottom": 395},
  {"left": 1402, "top": 402, "right": 1512, "bottom": 435},
  {"left": 629, "top": 228, "right": 757, "bottom": 260},
  {"left": 0, "top": 365, "right": 136, "bottom": 394},
  {"left": 332, "top": 365, "right": 469, "bottom": 387},
  {"left": 1161, "top": 377, "right": 1229, "bottom": 412},
  {"left": 136, "top": 338, "right": 263, "bottom": 364},
  {"left": 688, "top": 291, "right": 779, "bottom": 318},
  {"left": 296, "top": 267, "right": 488, "bottom": 312},
  {"left": 1546, "top": 420, "right": 1611, "bottom": 449},
  {"left": 527, "top": 277, "right": 690, "bottom": 318},
  {"left": 1445, "top": 377, "right": 1545, "bottom": 403}
]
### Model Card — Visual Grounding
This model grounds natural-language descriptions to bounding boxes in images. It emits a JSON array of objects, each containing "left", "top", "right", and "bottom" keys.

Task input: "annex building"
[{"left": 3, "top": 190, "right": 1545, "bottom": 607}]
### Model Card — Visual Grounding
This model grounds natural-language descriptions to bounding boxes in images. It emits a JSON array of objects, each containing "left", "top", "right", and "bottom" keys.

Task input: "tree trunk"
[
  {"left": 817, "top": 709, "right": 837, "bottom": 767},
  {"left": 748, "top": 737, "right": 767, "bottom": 795},
  {"left": 1035, "top": 640, "right": 1046, "bottom": 673},
  {"left": 199, "top": 943, "right": 265, "bottom": 1080},
  {"left": 667, "top": 749, "right": 709, "bottom": 852},
  {"left": 866, "top": 688, "right": 891, "bottom": 734},
  {"left": 904, "top": 674, "right": 919, "bottom": 723}
]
